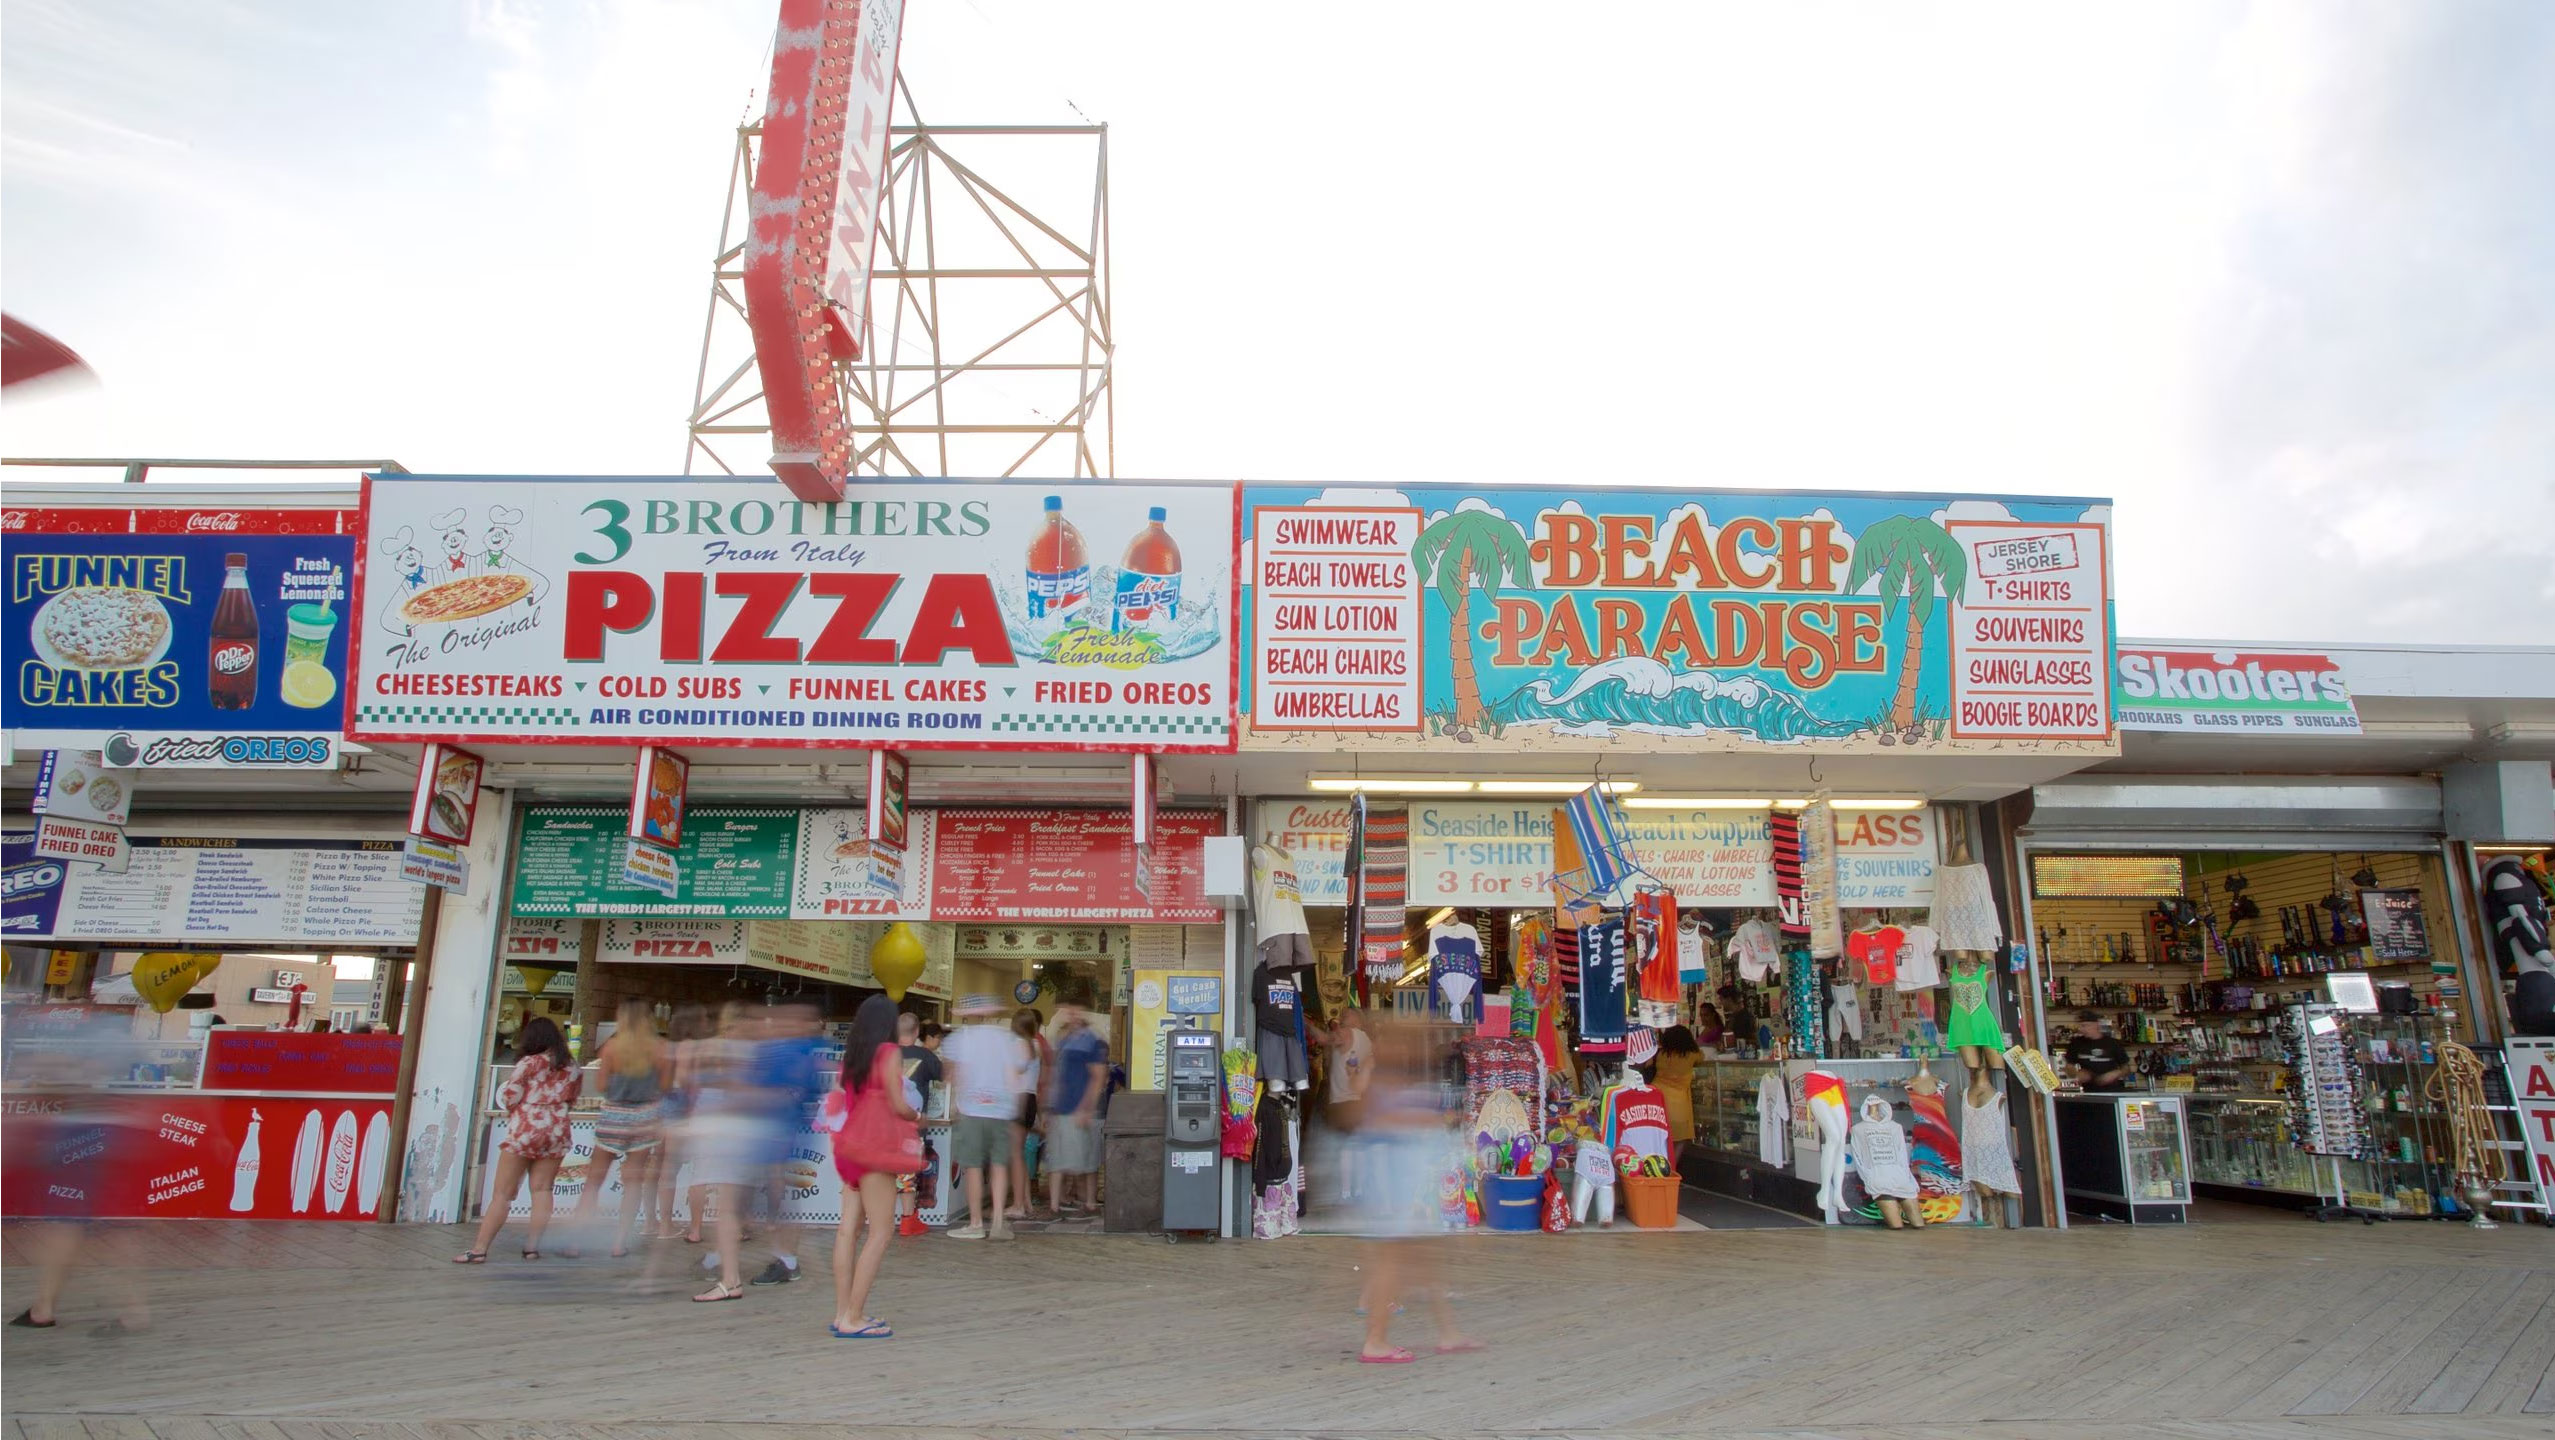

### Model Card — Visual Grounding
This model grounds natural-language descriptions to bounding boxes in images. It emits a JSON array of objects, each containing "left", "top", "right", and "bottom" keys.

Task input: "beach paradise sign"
[{"left": 1238, "top": 486, "right": 2116, "bottom": 754}]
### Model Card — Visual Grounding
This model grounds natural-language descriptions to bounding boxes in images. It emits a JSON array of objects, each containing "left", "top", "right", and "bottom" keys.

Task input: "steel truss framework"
[{"left": 686, "top": 80, "right": 1113, "bottom": 483}]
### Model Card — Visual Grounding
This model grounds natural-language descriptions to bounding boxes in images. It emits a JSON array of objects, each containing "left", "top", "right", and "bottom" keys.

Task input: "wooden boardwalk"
[{"left": 5, "top": 1205, "right": 2552, "bottom": 1439}]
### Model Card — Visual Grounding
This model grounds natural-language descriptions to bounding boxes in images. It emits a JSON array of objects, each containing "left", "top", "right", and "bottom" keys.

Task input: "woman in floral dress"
[{"left": 456, "top": 1017, "right": 583, "bottom": 1263}]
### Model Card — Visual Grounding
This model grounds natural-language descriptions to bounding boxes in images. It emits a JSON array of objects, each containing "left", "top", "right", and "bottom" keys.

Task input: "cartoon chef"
[{"left": 432, "top": 508, "right": 472, "bottom": 583}]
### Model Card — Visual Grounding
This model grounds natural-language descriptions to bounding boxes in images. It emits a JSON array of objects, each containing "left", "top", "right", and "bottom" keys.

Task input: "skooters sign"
[{"left": 349, "top": 477, "right": 1237, "bottom": 751}]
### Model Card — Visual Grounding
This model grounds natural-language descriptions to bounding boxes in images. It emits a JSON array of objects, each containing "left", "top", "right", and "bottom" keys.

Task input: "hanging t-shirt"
[
  {"left": 1676, "top": 917, "right": 1714, "bottom": 984},
  {"left": 1251, "top": 960, "right": 1303, "bottom": 1033},
  {"left": 1576, "top": 919, "right": 1628, "bottom": 1051},
  {"left": 1631, "top": 893, "right": 1681, "bottom": 1026},
  {"left": 1426, "top": 921, "right": 1484, "bottom": 1023},
  {"left": 1603, "top": 1082, "right": 1673, "bottom": 1170},
  {"left": 1250, "top": 844, "right": 1310, "bottom": 939},
  {"left": 1756, "top": 1071, "right": 1791, "bottom": 1166},
  {"left": 1894, "top": 924, "right": 1942, "bottom": 991},
  {"left": 1847, "top": 925, "right": 1905, "bottom": 986},
  {"left": 1730, "top": 918, "right": 1780, "bottom": 984}
]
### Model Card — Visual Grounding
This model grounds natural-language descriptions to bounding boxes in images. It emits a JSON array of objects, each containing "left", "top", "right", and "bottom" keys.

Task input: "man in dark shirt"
[
  {"left": 2063, "top": 1010, "right": 2134, "bottom": 1091},
  {"left": 898, "top": 1012, "right": 945, "bottom": 1111}
]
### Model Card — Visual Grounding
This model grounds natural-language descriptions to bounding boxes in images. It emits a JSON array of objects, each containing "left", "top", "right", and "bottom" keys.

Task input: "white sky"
[{"left": 4, "top": 1, "right": 2549, "bottom": 643}]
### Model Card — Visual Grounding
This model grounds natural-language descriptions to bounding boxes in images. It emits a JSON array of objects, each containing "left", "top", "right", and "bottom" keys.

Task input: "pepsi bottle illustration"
[
  {"left": 1111, "top": 506, "right": 1182, "bottom": 636},
  {"left": 1025, "top": 496, "right": 1091, "bottom": 622}
]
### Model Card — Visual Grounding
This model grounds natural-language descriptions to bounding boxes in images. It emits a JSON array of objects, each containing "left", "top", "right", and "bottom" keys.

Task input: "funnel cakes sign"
[
  {"left": 350, "top": 476, "right": 1236, "bottom": 752},
  {"left": 1239, "top": 486, "right": 2114, "bottom": 755}
]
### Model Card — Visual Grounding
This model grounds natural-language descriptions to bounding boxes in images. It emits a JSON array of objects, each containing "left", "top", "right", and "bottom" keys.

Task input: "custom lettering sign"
[
  {"left": 352, "top": 477, "right": 1235, "bottom": 752},
  {"left": 1240, "top": 487, "right": 2114, "bottom": 754}
]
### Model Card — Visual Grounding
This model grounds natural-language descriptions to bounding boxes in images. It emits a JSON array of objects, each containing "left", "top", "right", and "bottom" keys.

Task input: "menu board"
[
  {"left": 791, "top": 806, "right": 932, "bottom": 920},
  {"left": 510, "top": 807, "right": 796, "bottom": 917},
  {"left": 511, "top": 806, "right": 1222, "bottom": 923},
  {"left": 2358, "top": 888, "right": 2430, "bottom": 961},
  {"left": 27, "top": 837, "right": 422, "bottom": 944},
  {"left": 929, "top": 808, "right": 1219, "bottom": 922}
]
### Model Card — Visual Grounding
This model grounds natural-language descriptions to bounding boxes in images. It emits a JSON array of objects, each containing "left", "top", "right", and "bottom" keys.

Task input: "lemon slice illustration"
[{"left": 281, "top": 660, "right": 338, "bottom": 709}]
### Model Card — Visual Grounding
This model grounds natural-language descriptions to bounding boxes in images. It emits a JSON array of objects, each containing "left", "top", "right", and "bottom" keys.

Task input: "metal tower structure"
[{"left": 686, "top": 79, "right": 1113, "bottom": 481}]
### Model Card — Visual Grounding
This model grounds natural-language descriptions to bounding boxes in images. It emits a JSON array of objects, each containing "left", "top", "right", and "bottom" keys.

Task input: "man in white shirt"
[{"left": 941, "top": 995, "right": 1031, "bottom": 1241}]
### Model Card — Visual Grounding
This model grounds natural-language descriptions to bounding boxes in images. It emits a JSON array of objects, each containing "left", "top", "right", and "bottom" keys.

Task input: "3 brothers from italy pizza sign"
[{"left": 349, "top": 476, "right": 1237, "bottom": 752}]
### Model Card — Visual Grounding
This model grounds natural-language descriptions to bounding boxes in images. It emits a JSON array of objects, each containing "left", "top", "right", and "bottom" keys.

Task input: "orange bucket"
[{"left": 1620, "top": 1172, "right": 1681, "bottom": 1229}]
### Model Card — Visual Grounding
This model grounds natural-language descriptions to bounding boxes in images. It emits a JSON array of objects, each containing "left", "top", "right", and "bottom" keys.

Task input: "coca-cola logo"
[
  {"left": 212, "top": 645, "right": 256, "bottom": 675},
  {"left": 186, "top": 512, "right": 244, "bottom": 532},
  {"left": 0, "top": 511, "right": 26, "bottom": 530}
]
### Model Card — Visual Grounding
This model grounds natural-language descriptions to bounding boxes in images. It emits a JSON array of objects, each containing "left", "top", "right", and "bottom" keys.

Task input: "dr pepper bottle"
[{"left": 209, "top": 552, "right": 259, "bottom": 709}]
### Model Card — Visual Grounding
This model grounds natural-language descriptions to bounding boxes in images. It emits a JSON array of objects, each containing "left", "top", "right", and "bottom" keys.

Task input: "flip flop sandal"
[
  {"left": 692, "top": 1282, "right": 746, "bottom": 1303},
  {"left": 9, "top": 1310, "right": 56, "bottom": 1328},
  {"left": 830, "top": 1319, "right": 893, "bottom": 1338},
  {"left": 521, "top": 1249, "right": 542, "bottom": 1261},
  {"left": 452, "top": 1251, "right": 488, "bottom": 1264},
  {"left": 1358, "top": 1347, "right": 1418, "bottom": 1364}
]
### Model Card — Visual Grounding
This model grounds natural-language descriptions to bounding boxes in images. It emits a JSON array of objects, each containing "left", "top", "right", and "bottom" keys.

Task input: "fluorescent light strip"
[
  {"left": 1829, "top": 798, "right": 1928, "bottom": 811},
  {"left": 1306, "top": 777, "right": 1477, "bottom": 793},
  {"left": 1621, "top": 796, "right": 1774, "bottom": 810},
  {"left": 1471, "top": 779, "right": 1641, "bottom": 795}
]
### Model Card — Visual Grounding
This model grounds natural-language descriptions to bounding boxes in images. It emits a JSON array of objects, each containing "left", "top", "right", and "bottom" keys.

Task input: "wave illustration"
[{"left": 1496, "top": 658, "right": 1861, "bottom": 742}]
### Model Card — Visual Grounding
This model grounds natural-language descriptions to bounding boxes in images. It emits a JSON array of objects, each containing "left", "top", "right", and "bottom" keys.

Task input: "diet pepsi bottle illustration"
[
  {"left": 1111, "top": 506, "right": 1182, "bottom": 635},
  {"left": 1025, "top": 496, "right": 1090, "bottom": 622}
]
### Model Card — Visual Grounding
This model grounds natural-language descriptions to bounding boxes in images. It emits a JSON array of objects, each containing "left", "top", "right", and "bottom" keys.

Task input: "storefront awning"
[{"left": 2022, "top": 775, "right": 2442, "bottom": 848}]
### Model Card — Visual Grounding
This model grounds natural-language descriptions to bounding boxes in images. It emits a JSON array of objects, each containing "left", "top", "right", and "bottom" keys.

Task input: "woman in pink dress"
[{"left": 456, "top": 1017, "right": 584, "bottom": 1263}]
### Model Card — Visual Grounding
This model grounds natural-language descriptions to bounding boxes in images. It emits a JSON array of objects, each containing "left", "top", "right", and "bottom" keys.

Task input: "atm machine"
[{"left": 1162, "top": 1024, "right": 1223, "bottom": 1233}]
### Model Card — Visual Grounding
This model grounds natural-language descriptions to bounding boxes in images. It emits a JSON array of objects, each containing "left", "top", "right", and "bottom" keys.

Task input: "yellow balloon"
[
  {"left": 132, "top": 952, "right": 222, "bottom": 1013},
  {"left": 870, "top": 922, "right": 926, "bottom": 1001},
  {"left": 516, "top": 964, "right": 563, "bottom": 998}
]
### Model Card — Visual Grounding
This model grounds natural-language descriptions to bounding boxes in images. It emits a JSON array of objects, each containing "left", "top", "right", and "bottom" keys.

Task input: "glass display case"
[
  {"left": 2056, "top": 1093, "right": 2191, "bottom": 1224},
  {"left": 1689, "top": 1059, "right": 1780, "bottom": 1157}
]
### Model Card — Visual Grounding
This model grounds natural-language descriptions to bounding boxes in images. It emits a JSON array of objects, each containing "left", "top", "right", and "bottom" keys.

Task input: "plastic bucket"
[
  {"left": 1621, "top": 1171, "right": 1681, "bottom": 1229},
  {"left": 1483, "top": 1173, "right": 1544, "bottom": 1232}
]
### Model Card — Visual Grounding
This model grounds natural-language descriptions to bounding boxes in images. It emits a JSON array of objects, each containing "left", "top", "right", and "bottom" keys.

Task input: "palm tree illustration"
[
  {"left": 1845, "top": 516, "right": 1967, "bottom": 735},
  {"left": 1411, "top": 508, "right": 1532, "bottom": 730}
]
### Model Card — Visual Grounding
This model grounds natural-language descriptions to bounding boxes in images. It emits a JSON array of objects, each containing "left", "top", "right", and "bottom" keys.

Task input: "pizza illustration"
[
  {"left": 400, "top": 572, "right": 532, "bottom": 624},
  {"left": 36, "top": 587, "right": 172, "bottom": 670}
]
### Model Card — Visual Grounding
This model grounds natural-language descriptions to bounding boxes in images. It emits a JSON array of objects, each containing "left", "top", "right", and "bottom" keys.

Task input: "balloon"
[
  {"left": 870, "top": 922, "right": 926, "bottom": 1000},
  {"left": 515, "top": 964, "right": 563, "bottom": 998},
  {"left": 132, "top": 952, "right": 221, "bottom": 1012}
]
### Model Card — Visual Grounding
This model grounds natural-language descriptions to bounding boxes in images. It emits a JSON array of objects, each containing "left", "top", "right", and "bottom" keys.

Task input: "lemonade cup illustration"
[{"left": 281, "top": 603, "right": 338, "bottom": 709}]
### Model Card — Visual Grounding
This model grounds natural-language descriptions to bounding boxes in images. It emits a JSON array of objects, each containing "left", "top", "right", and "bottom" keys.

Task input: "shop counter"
[
  {"left": 2056, "top": 1093, "right": 2191, "bottom": 1225},
  {"left": 2, "top": 1087, "right": 398, "bottom": 1221}
]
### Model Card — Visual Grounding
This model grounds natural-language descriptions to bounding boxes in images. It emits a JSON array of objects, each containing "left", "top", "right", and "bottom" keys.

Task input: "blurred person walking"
[
  {"left": 685, "top": 1008, "right": 766, "bottom": 1301},
  {"left": 456, "top": 1016, "right": 582, "bottom": 1264},
  {"left": 653, "top": 1005, "right": 713, "bottom": 1241},
  {"left": 1350, "top": 1015, "right": 1480, "bottom": 1364},
  {"left": 561, "top": 1000, "right": 667, "bottom": 1257},
  {"left": 1007, "top": 1008, "right": 1048, "bottom": 1219},
  {"left": 746, "top": 1004, "right": 827, "bottom": 1286},
  {"left": 1325, "top": 1008, "right": 1374, "bottom": 1203},
  {"left": 824, "top": 995, "right": 921, "bottom": 1338},
  {"left": 894, "top": 1014, "right": 946, "bottom": 1232},
  {"left": 8, "top": 1008, "right": 150, "bottom": 1332},
  {"left": 1043, "top": 1004, "right": 1109, "bottom": 1215},
  {"left": 942, "top": 995, "right": 1028, "bottom": 1240}
]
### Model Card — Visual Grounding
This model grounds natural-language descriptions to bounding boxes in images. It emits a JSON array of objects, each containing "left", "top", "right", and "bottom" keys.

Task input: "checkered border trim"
[
  {"left": 987, "top": 713, "right": 1230, "bottom": 736},
  {"left": 359, "top": 704, "right": 579, "bottom": 725}
]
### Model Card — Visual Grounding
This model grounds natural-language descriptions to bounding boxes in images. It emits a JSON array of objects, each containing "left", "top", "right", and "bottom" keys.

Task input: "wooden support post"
[{"left": 374, "top": 884, "right": 445, "bottom": 1224}]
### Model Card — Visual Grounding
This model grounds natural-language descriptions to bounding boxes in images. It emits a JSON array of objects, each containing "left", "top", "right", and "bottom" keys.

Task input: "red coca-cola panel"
[
  {"left": 929, "top": 808, "right": 1220, "bottom": 923},
  {"left": 1, "top": 1093, "right": 395, "bottom": 1222},
  {"left": 201, "top": 1031, "right": 403, "bottom": 1095},
  {"left": 0, "top": 507, "right": 348, "bottom": 535}
]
